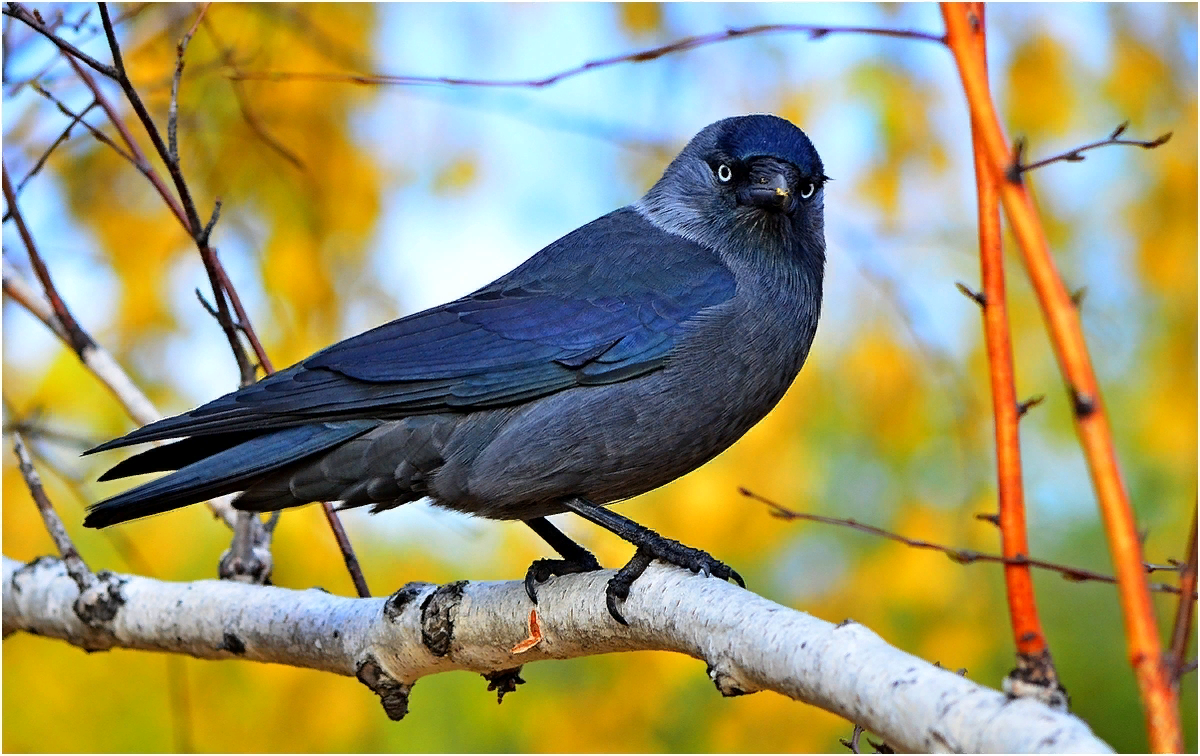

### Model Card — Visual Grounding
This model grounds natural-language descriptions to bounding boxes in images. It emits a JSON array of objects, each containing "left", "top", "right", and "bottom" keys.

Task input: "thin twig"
[
  {"left": 2, "top": 421, "right": 99, "bottom": 452},
  {"left": 841, "top": 724, "right": 865, "bottom": 753},
  {"left": 740, "top": 489, "right": 1193, "bottom": 598},
  {"left": 3, "top": 258, "right": 153, "bottom": 426},
  {"left": 98, "top": 2, "right": 202, "bottom": 232},
  {"left": 2, "top": 265, "right": 241, "bottom": 533},
  {"left": 322, "top": 504, "right": 370, "bottom": 597},
  {"left": 7, "top": 415, "right": 155, "bottom": 575},
  {"left": 1167, "top": 505, "right": 1197, "bottom": 685},
  {"left": 1012, "top": 122, "right": 1172, "bottom": 177},
  {"left": 230, "top": 22, "right": 945, "bottom": 90},
  {"left": 98, "top": 3, "right": 271, "bottom": 382},
  {"left": 27, "top": 82, "right": 140, "bottom": 167},
  {"left": 2, "top": 2, "right": 117, "bottom": 78},
  {"left": 10, "top": 432, "right": 92, "bottom": 592},
  {"left": 198, "top": 198, "right": 221, "bottom": 248},
  {"left": 168, "top": 2, "right": 211, "bottom": 168},
  {"left": 1016, "top": 394, "right": 1045, "bottom": 417},
  {"left": 2, "top": 259, "right": 241, "bottom": 530},
  {"left": 77, "top": 11, "right": 256, "bottom": 385},
  {"left": 3, "top": 164, "right": 94, "bottom": 355},
  {"left": 3, "top": 2, "right": 148, "bottom": 97},
  {"left": 11, "top": 99, "right": 98, "bottom": 196},
  {"left": 64, "top": 55, "right": 191, "bottom": 226}
]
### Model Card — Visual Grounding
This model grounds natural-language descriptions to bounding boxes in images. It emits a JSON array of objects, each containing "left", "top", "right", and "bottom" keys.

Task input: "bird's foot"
[
  {"left": 605, "top": 538, "right": 745, "bottom": 626},
  {"left": 523, "top": 552, "right": 602, "bottom": 604}
]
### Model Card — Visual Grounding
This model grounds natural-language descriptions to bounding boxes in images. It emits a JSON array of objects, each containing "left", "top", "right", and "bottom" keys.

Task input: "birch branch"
[{"left": 3, "top": 555, "right": 1110, "bottom": 753}]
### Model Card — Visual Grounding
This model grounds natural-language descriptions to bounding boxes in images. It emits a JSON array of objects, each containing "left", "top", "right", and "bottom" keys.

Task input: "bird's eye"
[
  {"left": 800, "top": 182, "right": 816, "bottom": 199},
  {"left": 717, "top": 164, "right": 733, "bottom": 183}
]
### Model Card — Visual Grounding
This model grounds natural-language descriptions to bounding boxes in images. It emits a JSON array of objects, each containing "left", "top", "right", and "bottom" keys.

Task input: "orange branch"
[
  {"left": 941, "top": 3, "right": 1180, "bottom": 750},
  {"left": 962, "top": 4, "right": 1049, "bottom": 666}
]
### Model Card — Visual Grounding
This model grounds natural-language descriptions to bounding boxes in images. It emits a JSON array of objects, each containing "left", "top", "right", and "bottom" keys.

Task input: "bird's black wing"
[{"left": 89, "top": 208, "right": 736, "bottom": 452}]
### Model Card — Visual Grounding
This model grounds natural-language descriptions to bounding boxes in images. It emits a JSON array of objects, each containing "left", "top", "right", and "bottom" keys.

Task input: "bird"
[{"left": 84, "top": 113, "right": 828, "bottom": 624}]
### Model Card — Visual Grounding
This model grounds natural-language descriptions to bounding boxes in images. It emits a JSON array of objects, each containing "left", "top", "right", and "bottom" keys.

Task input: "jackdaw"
[{"left": 84, "top": 114, "right": 828, "bottom": 623}]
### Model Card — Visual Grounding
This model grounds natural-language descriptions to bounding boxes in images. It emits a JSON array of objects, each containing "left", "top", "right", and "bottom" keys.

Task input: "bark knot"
[
  {"left": 73, "top": 570, "right": 126, "bottom": 627},
  {"left": 420, "top": 580, "right": 466, "bottom": 657},
  {"left": 356, "top": 655, "right": 413, "bottom": 721},
  {"left": 482, "top": 666, "right": 526, "bottom": 703},
  {"left": 384, "top": 581, "right": 432, "bottom": 623}
]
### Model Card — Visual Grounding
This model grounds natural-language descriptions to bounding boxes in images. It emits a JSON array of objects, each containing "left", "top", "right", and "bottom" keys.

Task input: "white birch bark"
[{"left": 3, "top": 554, "right": 1111, "bottom": 753}]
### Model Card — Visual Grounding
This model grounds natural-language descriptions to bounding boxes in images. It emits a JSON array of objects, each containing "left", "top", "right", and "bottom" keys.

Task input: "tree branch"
[
  {"left": 1167, "top": 504, "right": 1197, "bottom": 686},
  {"left": 1011, "top": 122, "right": 1172, "bottom": 177},
  {"left": 229, "top": 22, "right": 945, "bottom": 90},
  {"left": 3, "top": 163, "right": 94, "bottom": 356},
  {"left": 10, "top": 433, "right": 91, "bottom": 592},
  {"left": 959, "top": 2, "right": 1061, "bottom": 709},
  {"left": 6, "top": 98, "right": 97, "bottom": 205},
  {"left": 2, "top": 555, "right": 1111, "bottom": 753},
  {"left": 1, "top": 2, "right": 117, "bottom": 79},
  {"left": 742, "top": 489, "right": 1194, "bottom": 598}
]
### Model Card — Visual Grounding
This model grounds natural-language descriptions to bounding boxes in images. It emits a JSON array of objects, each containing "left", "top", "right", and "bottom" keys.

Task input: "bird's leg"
[
  {"left": 562, "top": 498, "right": 745, "bottom": 625},
  {"left": 523, "top": 516, "right": 602, "bottom": 603}
]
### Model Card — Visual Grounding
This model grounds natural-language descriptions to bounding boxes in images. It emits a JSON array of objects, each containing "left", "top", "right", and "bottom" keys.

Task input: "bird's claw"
[
  {"left": 603, "top": 541, "right": 744, "bottom": 625},
  {"left": 523, "top": 554, "right": 602, "bottom": 604}
]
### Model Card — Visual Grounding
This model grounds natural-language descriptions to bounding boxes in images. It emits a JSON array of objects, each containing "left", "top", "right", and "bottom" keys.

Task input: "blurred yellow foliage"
[
  {"left": 851, "top": 63, "right": 947, "bottom": 221},
  {"left": 432, "top": 156, "right": 480, "bottom": 194},
  {"left": 1004, "top": 32, "right": 1076, "bottom": 137},
  {"left": 1105, "top": 30, "right": 1172, "bottom": 125},
  {"left": 617, "top": 3, "right": 664, "bottom": 38}
]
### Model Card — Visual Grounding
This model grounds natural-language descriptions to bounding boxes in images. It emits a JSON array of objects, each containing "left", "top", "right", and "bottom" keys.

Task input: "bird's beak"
[{"left": 743, "top": 172, "right": 796, "bottom": 214}]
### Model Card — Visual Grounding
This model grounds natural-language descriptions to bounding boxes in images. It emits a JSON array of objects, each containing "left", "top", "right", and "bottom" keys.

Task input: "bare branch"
[
  {"left": 1168, "top": 505, "right": 1197, "bottom": 685},
  {"left": 230, "top": 22, "right": 945, "bottom": 90},
  {"left": 8, "top": 99, "right": 98, "bottom": 199},
  {"left": 3, "top": 164, "right": 94, "bottom": 355},
  {"left": 840, "top": 724, "right": 865, "bottom": 753},
  {"left": 3, "top": 259, "right": 156, "bottom": 426},
  {"left": 741, "top": 489, "right": 1194, "bottom": 598},
  {"left": 63, "top": 54, "right": 191, "bottom": 226},
  {"left": 2, "top": 2, "right": 117, "bottom": 79},
  {"left": 10, "top": 433, "right": 91, "bottom": 592},
  {"left": 27, "top": 81, "right": 144, "bottom": 180},
  {"left": 168, "top": 2, "right": 211, "bottom": 170},
  {"left": 78, "top": 10, "right": 259, "bottom": 386},
  {"left": 1016, "top": 394, "right": 1046, "bottom": 417},
  {"left": 321, "top": 503, "right": 371, "bottom": 597},
  {"left": 2, "top": 555, "right": 1112, "bottom": 753},
  {"left": 1013, "top": 123, "right": 1173, "bottom": 176},
  {"left": 4, "top": 3, "right": 150, "bottom": 97}
]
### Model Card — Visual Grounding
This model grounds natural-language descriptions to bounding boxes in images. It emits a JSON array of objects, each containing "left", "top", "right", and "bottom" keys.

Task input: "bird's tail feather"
[
  {"left": 97, "top": 431, "right": 265, "bottom": 481},
  {"left": 84, "top": 421, "right": 378, "bottom": 528}
]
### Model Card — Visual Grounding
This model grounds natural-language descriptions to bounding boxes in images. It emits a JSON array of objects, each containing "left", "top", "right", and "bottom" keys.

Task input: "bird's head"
[{"left": 638, "top": 114, "right": 827, "bottom": 262}]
